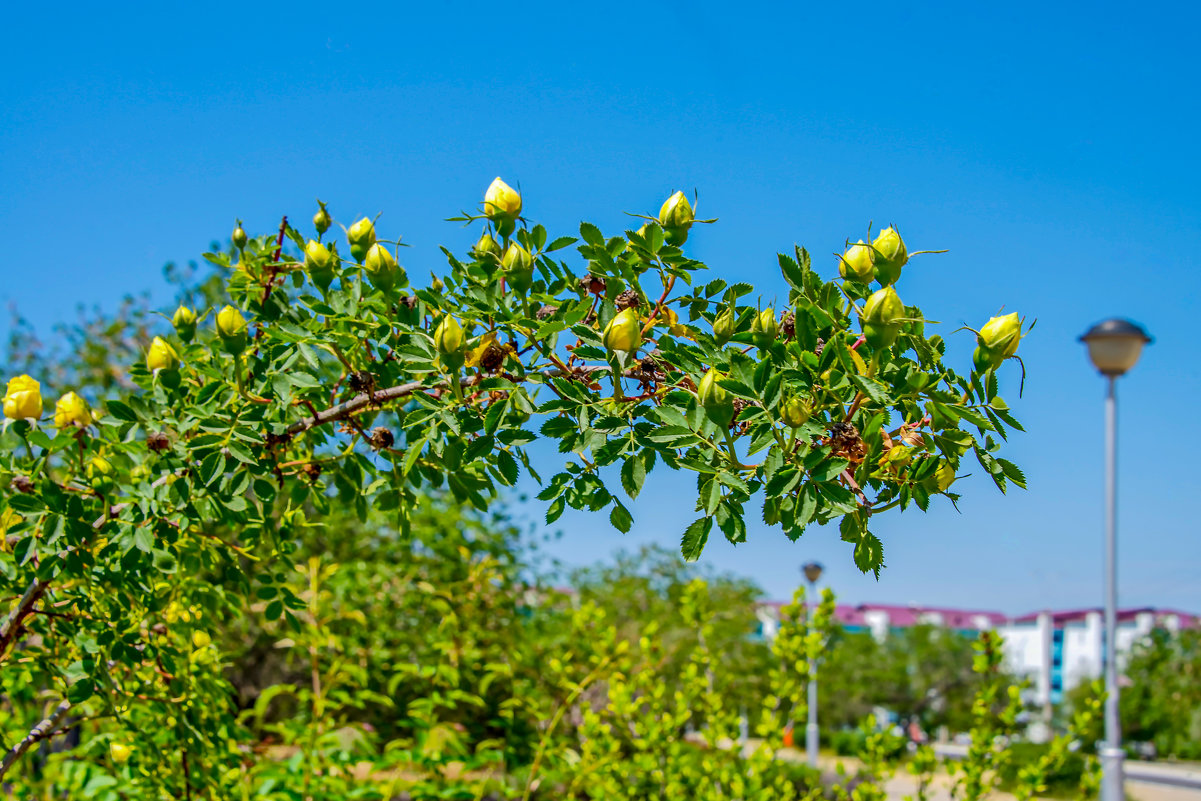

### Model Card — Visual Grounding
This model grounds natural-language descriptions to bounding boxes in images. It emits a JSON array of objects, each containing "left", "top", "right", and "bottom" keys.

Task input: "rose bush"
[{"left": 0, "top": 178, "right": 1030, "bottom": 795}]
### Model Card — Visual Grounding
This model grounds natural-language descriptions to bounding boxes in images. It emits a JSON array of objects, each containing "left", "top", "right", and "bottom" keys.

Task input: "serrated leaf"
[
  {"left": 620, "top": 454, "right": 646, "bottom": 500},
  {"left": 496, "top": 450, "right": 519, "bottom": 485},
  {"left": 779, "top": 252, "right": 805, "bottom": 290},
  {"left": 849, "top": 373, "right": 891, "bottom": 406},
  {"left": 680, "top": 517, "right": 711, "bottom": 562},
  {"left": 579, "top": 222, "right": 604, "bottom": 247},
  {"left": 853, "top": 532, "right": 885, "bottom": 579},
  {"left": 609, "top": 503, "right": 633, "bottom": 534}
]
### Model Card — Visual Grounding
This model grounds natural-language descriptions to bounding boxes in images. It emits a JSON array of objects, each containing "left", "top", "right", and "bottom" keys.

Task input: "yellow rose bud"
[
  {"left": 304, "top": 239, "right": 337, "bottom": 291},
  {"left": 501, "top": 242, "right": 535, "bottom": 295},
  {"left": 109, "top": 742, "right": 132, "bottom": 764},
  {"left": 712, "top": 307, "right": 736, "bottom": 346},
  {"left": 146, "top": 337, "right": 180, "bottom": 372},
  {"left": 3, "top": 375, "right": 43, "bottom": 421},
  {"left": 215, "top": 306, "right": 249, "bottom": 355},
  {"left": 434, "top": 315, "right": 464, "bottom": 357},
  {"left": 978, "top": 312, "right": 1022, "bottom": 359},
  {"left": 658, "top": 191, "right": 695, "bottom": 245},
  {"left": 602, "top": 308, "right": 642, "bottom": 354},
  {"left": 780, "top": 396, "right": 811, "bottom": 428},
  {"left": 697, "top": 370, "right": 735, "bottom": 427},
  {"left": 172, "top": 306, "right": 197, "bottom": 342},
  {"left": 192, "top": 630, "right": 212, "bottom": 648},
  {"left": 839, "top": 240, "right": 875, "bottom": 283},
  {"left": 871, "top": 227, "right": 908, "bottom": 286},
  {"left": 861, "top": 287, "right": 904, "bottom": 349},
  {"left": 313, "top": 200, "right": 331, "bottom": 235},
  {"left": 346, "top": 217, "right": 376, "bottom": 262},
  {"left": 363, "top": 243, "right": 406, "bottom": 292},
  {"left": 483, "top": 177, "right": 522, "bottom": 222},
  {"left": 751, "top": 307, "right": 777, "bottom": 349},
  {"left": 54, "top": 391, "right": 91, "bottom": 429}
]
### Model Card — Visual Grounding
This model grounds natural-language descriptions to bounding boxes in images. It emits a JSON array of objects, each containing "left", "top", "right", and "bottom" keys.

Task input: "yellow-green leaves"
[
  {"left": 603, "top": 308, "right": 641, "bottom": 354},
  {"left": 215, "top": 306, "right": 248, "bottom": 355},
  {"left": 3, "top": 375, "right": 42, "bottom": 421}
]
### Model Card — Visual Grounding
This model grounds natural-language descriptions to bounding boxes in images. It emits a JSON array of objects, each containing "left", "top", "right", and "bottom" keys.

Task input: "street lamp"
[
  {"left": 801, "top": 561, "right": 824, "bottom": 768},
  {"left": 1079, "top": 318, "right": 1151, "bottom": 801}
]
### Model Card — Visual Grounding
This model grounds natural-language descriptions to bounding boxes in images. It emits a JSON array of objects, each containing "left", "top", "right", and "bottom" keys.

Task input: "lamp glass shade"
[
  {"left": 1080, "top": 319, "right": 1151, "bottom": 377},
  {"left": 802, "top": 562, "right": 824, "bottom": 584}
]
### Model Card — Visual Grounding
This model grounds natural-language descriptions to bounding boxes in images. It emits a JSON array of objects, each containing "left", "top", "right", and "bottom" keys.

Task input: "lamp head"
[
  {"left": 802, "top": 562, "right": 824, "bottom": 584},
  {"left": 1080, "top": 318, "right": 1151, "bottom": 377}
]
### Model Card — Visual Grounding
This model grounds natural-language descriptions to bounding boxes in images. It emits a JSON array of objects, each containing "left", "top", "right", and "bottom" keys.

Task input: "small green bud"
[
  {"left": 751, "top": 307, "right": 777, "bottom": 349},
  {"left": 861, "top": 287, "right": 904, "bottom": 349},
  {"left": 473, "top": 232, "right": 502, "bottom": 262},
  {"left": 232, "top": 221, "right": 248, "bottom": 250},
  {"left": 697, "top": 370, "right": 735, "bottom": 427},
  {"left": 363, "top": 243, "right": 405, "bottom": 292},
  {"left": 780, "top": 396, "right": 811, "bottom": 428},
  {"left": 871, "top": 227, "right": 908, "bottom": 286},
  {"left": 215, "top": 305, "right": 249, "bottom": 356},
  {"left": 839, "top": 240, "right": 875, "bottom": 283},
  {"left": 602, "top": 308, "right": 642, "bottom": 354},
  {"left": 172, "top": 306, "right": 197, "bottom": 342},
  {"left": 501, "top": 242, "right": 535, "bottom": 295},
  {"left": 434, "top": 315, "right": 464, "bottom": 357},
  {"left": 304, "top": 240, "right": 337, "bottom": 291},
  {"left": 313, "top": 201, "right": 331, "bottom": 235},
  {"left": 347, "top": 217, "right": 376, "bottom": 262},
  {"left": 712, "top": 307, "right": 736, "bottom": 346}
]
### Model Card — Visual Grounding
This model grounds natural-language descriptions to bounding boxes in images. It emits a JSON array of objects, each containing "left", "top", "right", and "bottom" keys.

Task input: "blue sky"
[{"left": 2, "top": 2, "right": 1198, "bottom": 614}]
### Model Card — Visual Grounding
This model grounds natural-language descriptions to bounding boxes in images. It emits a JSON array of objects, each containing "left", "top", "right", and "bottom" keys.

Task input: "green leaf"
[
  {"left": 853, "top": 532, "right": 886, "bottom": 579},
  {"left": 997, "top": 458, "right": 1027, "bottom": 489},
  {"left": 810, "top": 457, "right": 850, "bottom": 482},
  {"left": 849, "top": 373, "right": 891, "bottom": 406},
  {"left": 106, "top": 400, "right": 138, "bottom": 422},
  {"left": 496, "top": 450, "right": 519, "bottom": 485},
  {"left": 680, "top": 517, "right": 711, "bottom": 562},
  {"left": 609, "top": 503, "right": 633, "bottom": 534},
  {"left": 778, "top": 252, "right": 805, "bottom": 290},
  {"left": 546, "top": 236, "right": 578, "bottom": 252},
  {"left": 620, "top": 453, "right": 646, "bottom": 500},
  {"left": 579, "top": 222, "right": 604, "bottom": 247}
]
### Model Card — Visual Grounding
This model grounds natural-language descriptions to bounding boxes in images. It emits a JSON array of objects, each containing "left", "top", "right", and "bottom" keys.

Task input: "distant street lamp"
[
  {"left": 802, "top": 561, "right": 824, "bottom": 768},
  {"left": 1080, "top": 318, "right": 1151, "bottom": 801}
]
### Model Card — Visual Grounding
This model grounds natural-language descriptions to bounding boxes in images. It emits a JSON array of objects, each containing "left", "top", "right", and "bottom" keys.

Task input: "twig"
[
  {"left": 0, "top": 577, "right": 48, "bottom": 659},
  {"left": 0, "top": 699, "right": 71, "bottom": 780}
]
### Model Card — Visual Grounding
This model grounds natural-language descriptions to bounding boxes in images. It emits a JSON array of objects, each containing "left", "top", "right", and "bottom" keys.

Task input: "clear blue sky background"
[{"left": 2, "top": 2, "right": 1197, "bottom": 614}]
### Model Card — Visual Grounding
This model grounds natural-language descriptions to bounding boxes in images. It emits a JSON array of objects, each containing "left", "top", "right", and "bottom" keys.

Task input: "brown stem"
[
  {"left": 0, "top": 699, "right": 71, "bottom": 780},
  {"left": 0, "top": 577, "right": 49, "bottom": 660},
  {"left": 640, "top": 275, "right": 676, "bottom": 335}
]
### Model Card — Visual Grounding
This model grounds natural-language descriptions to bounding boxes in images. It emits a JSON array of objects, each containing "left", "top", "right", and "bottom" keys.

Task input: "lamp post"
[
  {"left": 802, "top": 561, "right": 824, "bottom": 768},
  {"left": 1080, "top": 318, "right": 1151, "bottom": 801}
]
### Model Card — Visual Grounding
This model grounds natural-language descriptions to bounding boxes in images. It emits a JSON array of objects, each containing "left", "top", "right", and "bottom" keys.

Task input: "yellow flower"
[
  {"left": 663, "top": 308, "right": 689, "bottom": 337},
  {"left": 146, "top": 337, "right": 180, "bottom": 372},
  {"left": 483, "top": 177, "right": 522, "bottom": 221},
  {"left": 192, "top": 630, "right": 212, "bottom": 648},
  {"left": 3, "top": 375, "right": 42, "bottom": 421},
  {"left": 54, "top": 391, "right": 91, "bottom": 428},
  {"left": 109, "top": 742, "right": 132, "bottom": 764},
  {"left": 465, "top": 331, "right": 516, "bottom": 370}
]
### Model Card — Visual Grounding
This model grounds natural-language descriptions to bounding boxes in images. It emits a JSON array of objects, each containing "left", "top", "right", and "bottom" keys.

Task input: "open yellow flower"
[
  {"left": 3, "top": 375, "right": 42, "bottom": 420},
  {"left": 54, "top": 391, "right": 92, "bottom": 428}
]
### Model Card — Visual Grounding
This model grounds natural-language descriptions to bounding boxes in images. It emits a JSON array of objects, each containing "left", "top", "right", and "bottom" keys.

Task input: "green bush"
[{"left": 997, "top": 742, "right": 1091, "bottom": 799}]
